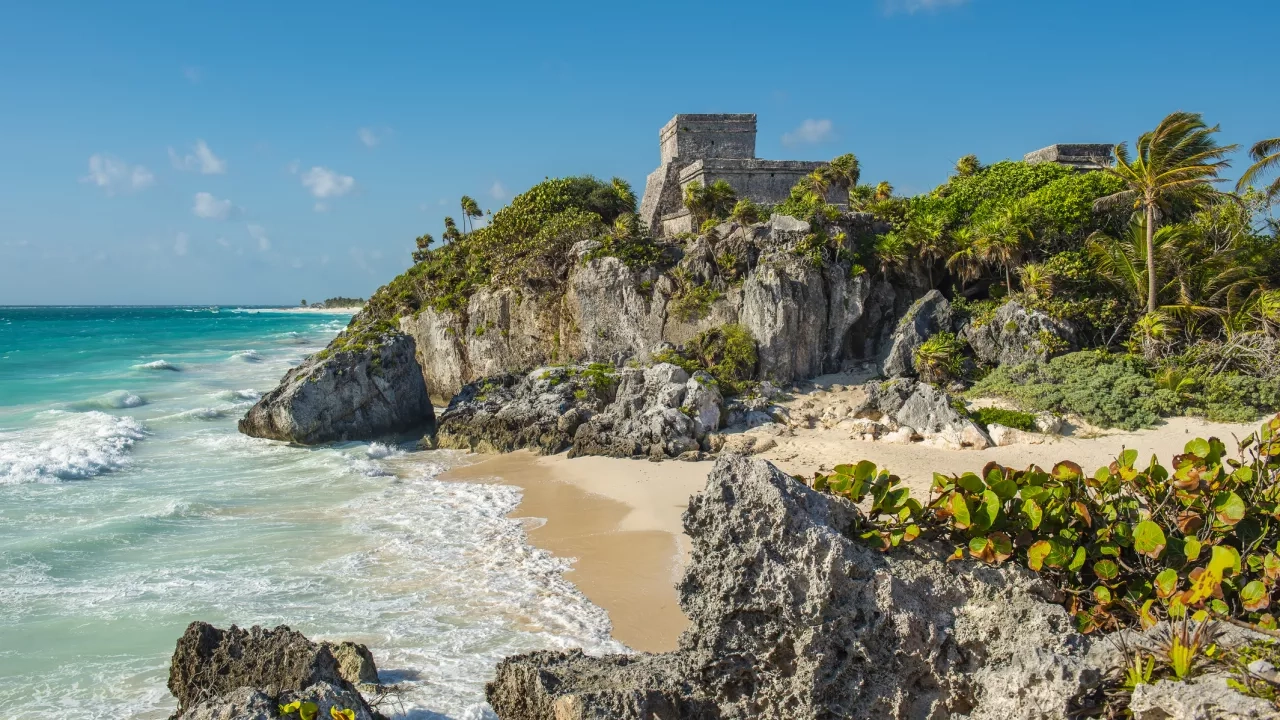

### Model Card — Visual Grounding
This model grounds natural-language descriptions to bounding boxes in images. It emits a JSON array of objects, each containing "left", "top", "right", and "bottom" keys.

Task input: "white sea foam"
[
  {"left": 229, "top": 349, "right": 264, "bottom": 363},
  {"left": 0, "top": 411, "right": 146, "bottom": 484},
  {"left": 154, "top": 407, "right": 225, "bottom": 422},
  {"left": 212, "top": 389, "right": 261, "bottom": 402},
  {"left": 133, "top": 359, "right": 179, "bottom": 372},
  {"left": 69, "top": 390, "right": 147, "bottom": 411},
  {"left": 365, "top": 441, "right": 404, "bottom": 460}
]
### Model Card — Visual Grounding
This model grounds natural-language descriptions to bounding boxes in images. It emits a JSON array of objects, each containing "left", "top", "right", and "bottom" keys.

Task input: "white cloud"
[
  {"left": 490, "top": 181, "right": 506, "bottom": 200},
  {"left": 300, "top": 166, "right": 355, "bottom": 199},
  {"left": 81, "top": 154, "right": 154, "bottom": 195},
  {"left": 174, "top": 232, "right": 189, "bottom": 256},
  {"left": 881, "top": 0, "right": 970, "bottom": 14},
  {"left": 169, "top": 139, "right": 226, "bottom": 174},
  {"left": 781, "top": 119, "right": 835, "bottom": 147},
  {"left": 193, "top": 192, "right": 232, "bottom": 220},
  {"left": 247, "top": 224, "right": 270, "bottom": 251}
]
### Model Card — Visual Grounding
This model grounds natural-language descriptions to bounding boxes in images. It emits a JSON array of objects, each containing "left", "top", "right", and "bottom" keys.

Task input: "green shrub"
[
  {"left": 808, "top": 414, "right": 1280, "bottom": 636},
  {"left": 968, "top": 351, "right": 1179, "bottom": 430},
  {"left": 913, "top": 332, "right": 965, "bottom": 383},
  {"left": 687, "top": 324, "right": 758, "bottom": 394},
  {"left": 970, "top": 407, "right": 1037, "bottom": 432}
]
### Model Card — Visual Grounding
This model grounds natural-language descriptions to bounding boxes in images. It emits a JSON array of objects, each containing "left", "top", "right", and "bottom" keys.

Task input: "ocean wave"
[
  {"left": 133, "top": 359, "right": 179, "bottom": 372},
  {"left": 68, "top": 390, "right": 147, "bottom": 411},
  {"left": 212, "top": 389, "right": 261, "bottom": 402},
  {"left": 366, "top": 441, "right": 405, "bottom": 460},
  {"left": 154, "top": 407, "right": 225, "bottom": 422},
  {"left": 229, "top": 350, "right": 264, "bottom": 363},
  {"left": 0, "top": 411, "right": 146, "bottom": 484}
]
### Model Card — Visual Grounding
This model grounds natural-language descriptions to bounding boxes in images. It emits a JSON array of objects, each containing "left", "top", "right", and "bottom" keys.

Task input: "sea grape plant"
[
  {"left": 807, "top": 413, "right": 1280, "bottom": 632},
  {"left": 279, "top": 701, "right": 319, "bottom": 720}
]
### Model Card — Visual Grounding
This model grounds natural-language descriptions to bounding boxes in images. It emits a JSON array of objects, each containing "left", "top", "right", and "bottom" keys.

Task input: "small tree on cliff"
[
  {"left": 683, "top": 180, "right": 737, "bottom": 226},
  {"left": 954, "top": 154, "right": 982, "bottom": 178},
  {"left": 824, "top": 153, "right": 861, "bottom": 195},
  {"left": 442, "top": 217, "right": 462, "bottom": 245},
  {"left": 412, "top": 233, "right": 435, "bottom": 263}
]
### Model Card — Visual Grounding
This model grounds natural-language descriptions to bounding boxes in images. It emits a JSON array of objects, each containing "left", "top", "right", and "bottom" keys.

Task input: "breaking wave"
[
  {"left": 0, "top": 411, "right": 146, "bottom": 484},
  {"left": 133, "top": 359, "right": 179, "bottom": 372}
]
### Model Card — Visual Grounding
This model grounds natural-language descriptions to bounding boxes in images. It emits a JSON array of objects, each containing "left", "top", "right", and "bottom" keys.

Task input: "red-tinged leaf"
[{"left": 1241, "top": 580, "right": 1271, "bottom": 612}]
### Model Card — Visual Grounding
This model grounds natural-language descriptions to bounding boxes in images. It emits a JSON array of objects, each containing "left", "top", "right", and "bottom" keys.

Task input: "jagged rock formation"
[
  {"left": 487, "top": 455, "right": 1096, "bottom": 719},
  {"left": 238, "top": 333, "right": 434, "bottom": 444},
  {"left": 881, "top": 289, "right": 953, "bottom": 377},
  {"left": 962, "top": 300, "right": 1078, "bottom": 368},
  {"left": 167, "top": 622, "right": 381, "bottom": 719},
  {"left": 486, "top": 455, "right": 1276, "bottom": 719},
  {"left": 436, "top": 363, "right": 725, "bottom": 460}
]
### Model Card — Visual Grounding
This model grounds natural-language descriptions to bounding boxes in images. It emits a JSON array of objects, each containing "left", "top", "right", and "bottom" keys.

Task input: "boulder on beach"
[{"left": 167, "top": 622, "right": 381, "bottom": 720}]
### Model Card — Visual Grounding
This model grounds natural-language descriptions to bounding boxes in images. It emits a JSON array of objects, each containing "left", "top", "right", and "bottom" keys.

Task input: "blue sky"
[{"left": 1, "top": 0, "right": 1276, "bottom": 305}]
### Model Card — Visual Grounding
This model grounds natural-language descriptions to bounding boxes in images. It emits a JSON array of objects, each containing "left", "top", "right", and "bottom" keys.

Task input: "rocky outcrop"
[
  {"left": 880, "top": 289, "right": 953, "bottom": 377},
  {"left": 436, "top": 363, "right": 725, "bottom": 459},
  {"left": 962, "top": 301, "right": 1077, "bottom": 368},
  {"left": 399, "top": 217, "right": 880, "bottom": 404},
  {"left": 1128, "top": 676, "right": 1278, "bottom": 719},
  {"left": 167, "top": 622, "right": 380, "bottom": 719},
  {"left": 176, "top": 682, "right": 377, "bottom": 720},
  {"left": 571, "top": 365, "right": 723, "bottom": 459},
  {"left": 858, "top": 377, "right": 992, "bottom": 449},
  {"left": 487, "top": 455, "right": 1099, "bottom": 719},
  {"left": 238, "top": 333, "right": 434, "bottom": 444},
  {"left": 434, "top": 367, "right": 609, "bottom": 455}
]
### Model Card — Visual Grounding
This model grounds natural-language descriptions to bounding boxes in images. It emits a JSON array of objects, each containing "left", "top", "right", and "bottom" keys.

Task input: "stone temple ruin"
[
  {"left": 1024, "top": 143, "right": 1114, "bottom": 171},
  {"left": 638, "top": 113, "right": 1114, "bottom": 236},
  {"left": 638, "top": 114, "right": 842, "bottom": 237}
]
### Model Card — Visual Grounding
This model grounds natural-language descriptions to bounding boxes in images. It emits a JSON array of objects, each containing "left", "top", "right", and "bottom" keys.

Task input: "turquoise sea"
[{"left": 0, "top": 306, "right": 620, "bottom": 719}]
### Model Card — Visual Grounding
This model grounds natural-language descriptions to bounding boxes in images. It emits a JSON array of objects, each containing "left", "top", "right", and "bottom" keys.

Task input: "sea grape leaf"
[
  {"left": 1184, "top": 538, "right": 1202, "bottom": 562},
  {"left": 1028, "top": 540, "right": 1052, "bottom": 572},
  {"left": 989, "top": 532, "right": 1013, "bottom": 564},
  {"left": 1154, "top": 568, "right": 1179, "bottom": 599},
  {"left": 950, "top": 493, "right": 971, "bottom": 529},
  {"left": 958, "top": 473, "right": 985, "bottom": 495},
  {"left": 1023, "top": 499, "right": 1043, "bottom": 530},
  {"left": 1241, "top": 580, "right": 1271, "bottom": 612},
  {"left": 1094, "top": 559, "right": 1119, "bottom": 581},
  {"left": 1212, "top": 491, "right": 1246, "bottom": 526},
  {"left": 1133, "top": 521, "right": 1167, "bottom": 559}
]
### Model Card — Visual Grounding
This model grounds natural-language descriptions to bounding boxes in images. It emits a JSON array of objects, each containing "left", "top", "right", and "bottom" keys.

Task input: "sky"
[{"left": 0, "top": 0, "right": 1276, "bottom": 305}]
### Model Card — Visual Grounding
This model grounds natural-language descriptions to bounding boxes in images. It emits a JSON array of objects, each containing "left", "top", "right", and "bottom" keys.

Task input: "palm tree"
[
  {"left": 1094, "top": 111, "right": 1236, "bottom": 313},
  {"left": 946, "top": 227, "right": 984, "bottom": 292},
  {"left": 442, "top": 217, "right": 461, "bottom": 244},
  {"left": 1017, "top": 263, "right": 1054, "bottom": 300},
  {"left": 729, "top": 198, "right": 762, "bottom": 226},
  {"left": 460, "top": 196, "right": 482, "bottom": 232},
  {"left": 683, "top": 180, "right": 738, "bottom": 225},
  {"left": 825, "top": 154, "right": 861, "bottom": 195},
  {"left": 1237, "top": 137, "right": 1280, "bottom": 202},
  {"left": 412, "top": 232, "right": 435, "bottom": 263},
  {"left": 800, "top": 170, "right": 830, "bottom": 203},
  {"left": 611, "top": 178, "right": 637, "bottom": 211},
  {"left": 874, "top": 181, "right": 894, "bottom": 201},
  {"left": 1087, "top": 217, "right": 1183, "bottom": 311},
  {"left": 955, "top": 155, "right": 982, "bottom": 178},
  {"left": 906, "top": 213, "right": 947, "bottom": 287},
  {"left": 976, "top": 207, "right": 1032, "bottom": 294}
]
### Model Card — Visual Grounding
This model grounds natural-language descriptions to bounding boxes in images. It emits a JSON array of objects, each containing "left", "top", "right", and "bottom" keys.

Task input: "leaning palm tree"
[
  {"left": 460, "top": 196, "right": 482, "bottom": 232},
  {"left": 1237, "top": 137, "right": 1280, "bottom": 202},
  {"left": 874, "top": 181, "right": 894, "bottom": 201},
  {"left": 800, "top": 170, "right": 831, "bottom": 203},
  {"left": 1095, "top": 111, "right": 1236, "bottom": 313},
  {"left": 955, "top": 154, "right": 982, "bottom": 178},
  {"left": 728, "top": 198, "right": 762, "bottom": 226}
]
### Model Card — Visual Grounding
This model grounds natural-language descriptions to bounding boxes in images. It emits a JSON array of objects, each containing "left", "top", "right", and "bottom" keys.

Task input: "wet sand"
[{"left": 442, "top": 451, "right": 710, "bottom": 653}]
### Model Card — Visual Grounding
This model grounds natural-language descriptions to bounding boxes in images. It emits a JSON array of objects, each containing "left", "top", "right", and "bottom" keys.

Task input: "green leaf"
[
  {"left": 1068, "top": 546, "right": 1087, "bottom": 572},
  {"left": 1241, "top": 580, "right": 1271, "bottom": 612},
  {"left": 1028, "top": 540, "right": 1052, "bottom": 572},
  {"left": 1119, "top": 448, "right": 1138, "bottom": 468},
  {"left": 1093, "top": 559, "right": 1119, "bottom": 581},
  {"left": 1154, "top": 568, "right": 1179, "bottom": 599},
  {"left": 1184, "top": 538, "right": 1202, "bottom": 562},
  {"left": 950, "top": 493, "right": 972, "bottom": 529},
  {"left": 1133, "top": 520, "right": 1167, "bottom": 559},
  {"left": 1022, "top": 498, "right": 1043, "bottom": 530},
  {"left": 1052, "top": 461, "right": 1084, "bottom": 481},
  {"left": 1094, "top": 586, "right": 1113, "bottom": 605},
  {"left": 989, "top": 532, "right": 1013, "bottom": 562},
  {"left": 957, "top": 472, "right": 986, "bottom": 495},
  {"left": 854, "top": 460, "right": 877, "bottom": 483},
  {"left": 990, "top": 478, "right": 1018, "bottom": 502},
  {"left": 1186, "top": 437, "right": 1211, "bottom": 458},
  {"left": 1212, "top": 491, "right": 1247, "bottom": 526},
  {"left": 972, "top": 489, "right": 1001, "bottom": 533}
]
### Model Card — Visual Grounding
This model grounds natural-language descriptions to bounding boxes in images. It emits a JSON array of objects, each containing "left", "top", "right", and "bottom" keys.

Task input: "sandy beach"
[
  {"left": 437, "top": 408, "right": 1268, "bottom": 656},
  {"left": 441, "top": 451, "right": 709, "bottom": 653}
]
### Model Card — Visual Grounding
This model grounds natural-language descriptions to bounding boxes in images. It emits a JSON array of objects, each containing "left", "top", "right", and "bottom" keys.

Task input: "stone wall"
[
  {"left": 1024, "top": 143, "right": 1113, "bottom": 171},
  {"left": 659, "top": 113, "right": 756, "bottom": 164}
]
